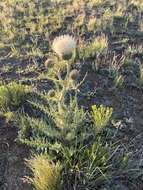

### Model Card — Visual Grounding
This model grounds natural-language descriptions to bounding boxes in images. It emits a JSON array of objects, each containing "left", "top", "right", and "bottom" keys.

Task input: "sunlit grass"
[
  {"left": 0, "top": 82, "right": 32, "bottom": 111},
  {"left": 26, "top": 155, "right": 61, "bottom": 190}
]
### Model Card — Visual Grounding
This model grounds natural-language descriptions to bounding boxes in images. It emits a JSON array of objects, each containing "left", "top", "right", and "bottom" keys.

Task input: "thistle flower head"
[
  {"left": 52, "top": 35, "right": 76, "bottom": 60},
  {"left": 44, "top": 58, "right": 54, "bottom": 68},
  {"left": 48, "top": 89, "right": 56, "bottom": 97},
  {"left": 69, "top": 69, "right": 79, "bottom": 80}
]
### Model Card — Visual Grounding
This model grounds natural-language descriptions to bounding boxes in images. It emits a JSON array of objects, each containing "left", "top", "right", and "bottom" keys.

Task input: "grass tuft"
[
  {"left": 26, "top": 154, "right": 61, "bottom": 190},
  {"left": 0, "top": 82, "right": 32, "bottom": 111}
]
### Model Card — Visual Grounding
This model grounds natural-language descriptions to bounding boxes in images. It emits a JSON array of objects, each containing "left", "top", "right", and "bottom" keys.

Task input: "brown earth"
[{"left": 0, "top": 120, "right": 31, "bottom": 190}]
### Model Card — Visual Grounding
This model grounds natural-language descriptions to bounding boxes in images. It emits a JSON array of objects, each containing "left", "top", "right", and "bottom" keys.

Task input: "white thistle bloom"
[{"left": 52, "top": 35, "right": 76, "bottom": 59}]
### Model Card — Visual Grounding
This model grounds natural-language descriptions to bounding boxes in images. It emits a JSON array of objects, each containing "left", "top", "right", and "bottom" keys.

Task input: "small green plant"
[
  {"left": 60, "top": 137, "right": 113, "bottom": 189},
  {"left": 73, "top": 13, "right": 85, "bottom": 30},
  {"left": 0, "top": 82, "right": 31, "bottom": 111},
  {"left": 87, "top": 17, "right": 97, "bottom": 32},
  {"left": 113, "top": 74, "right": 124, "bottom": 88},
  {"left": 91, "top": 105, "right": 113, "bottom": 133},
  {"left": 82, "top": 140, "right": 113, "bottom": 189},
  {"left": 79, "top": 35, "right": 108, "bottom": 60},
  {"left": 88, "top": 0, "right": 103, "bottom": 8},
  {"left": 108, "top": 55, "right": 124, "bottom": 79},
  {"left": 3, "top": 111, "right": 15, "bottom": 123},
  {"left": 26, "top": 154, "right": 61, "bottom": 190}
]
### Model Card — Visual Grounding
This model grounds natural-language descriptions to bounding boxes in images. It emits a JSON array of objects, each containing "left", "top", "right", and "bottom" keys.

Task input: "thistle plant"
[
  {"left": 48, "top": 97, "right": 86, "bottom": 130},
  {"left": 46, "top": 70, "right": 85, "bottom": 125},
  {"left": 91, "top": 105, "right": 113, "bottom": 133},
  {"left": 45, "top": 35, "right": 87, "bottom": 128}
]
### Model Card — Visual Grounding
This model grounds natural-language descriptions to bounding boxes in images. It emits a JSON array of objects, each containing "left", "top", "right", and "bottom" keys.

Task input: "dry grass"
[{"left": 26, "top": 155, "right": 61, "bottom": 190}]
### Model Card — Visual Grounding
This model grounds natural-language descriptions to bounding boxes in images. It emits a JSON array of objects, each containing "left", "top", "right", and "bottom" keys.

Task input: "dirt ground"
[{"left": 0, "top": 121, "right": 30, "bottom": 190}]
